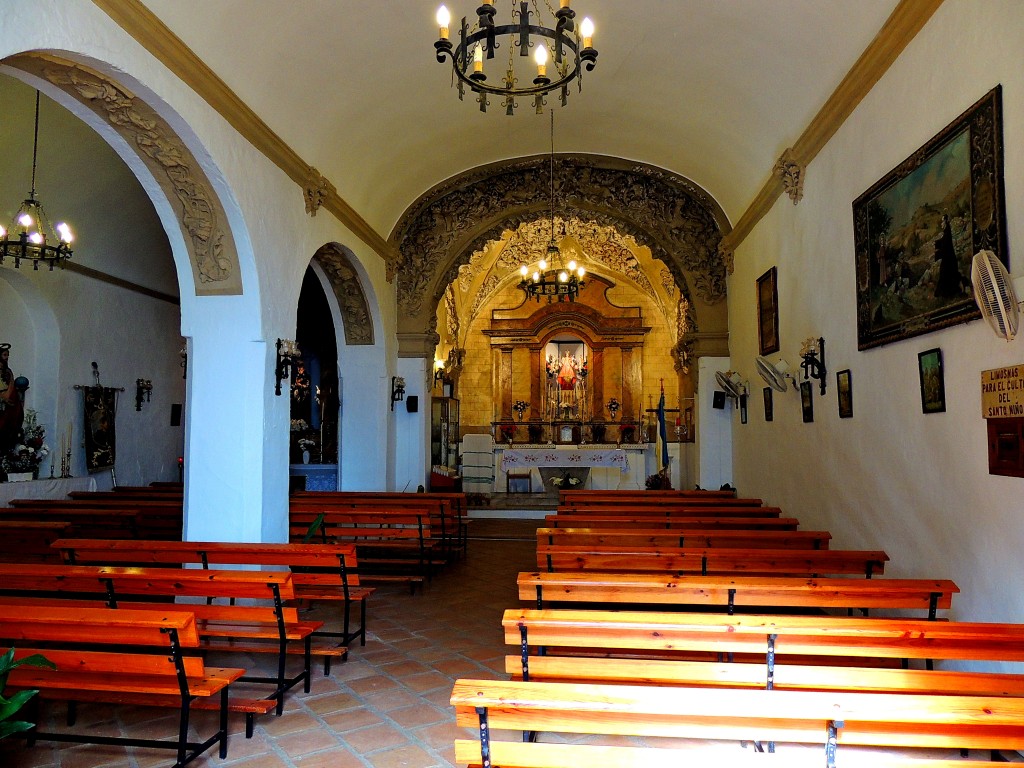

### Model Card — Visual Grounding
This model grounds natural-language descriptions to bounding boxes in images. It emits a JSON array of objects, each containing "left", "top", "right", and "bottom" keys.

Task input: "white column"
[{"left": 394, "top": 357, "right": 429, "bottom": 492}]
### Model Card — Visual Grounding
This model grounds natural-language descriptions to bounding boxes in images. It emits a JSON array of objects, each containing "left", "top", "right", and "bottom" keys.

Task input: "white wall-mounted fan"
[
  {"left": 714, "top": 370, "right": 745, "bottom": 401},
  {"left": 972, "top": 249, "right": 1020, "bottom": 341},
  {"left": 755, "top": 356, "right": 791, "bottom": 393}
]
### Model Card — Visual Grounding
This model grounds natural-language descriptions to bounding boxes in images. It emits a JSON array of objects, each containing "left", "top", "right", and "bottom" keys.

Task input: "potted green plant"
[{"left": 0, "top": 648, "right": 55, "bottom": 739}]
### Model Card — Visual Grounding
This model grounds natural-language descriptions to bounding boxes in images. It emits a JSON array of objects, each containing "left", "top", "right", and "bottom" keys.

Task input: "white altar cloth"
[
  {"left": 0, "top": 475, "right": 97, "bottom": 507},
  {"left": 501, "top": 447, "right": 628, "bottom": 471}
]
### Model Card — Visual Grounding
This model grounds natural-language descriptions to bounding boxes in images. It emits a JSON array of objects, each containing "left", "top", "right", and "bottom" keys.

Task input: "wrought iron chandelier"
[
  {"left": 519, "top": 112, "right": 585, "bottom": 302},
  {"left": 0, "top": 90, "right": 74, "bottom": 270},
  {"left": 433, "top": 1, "right": 597, "bottom": 115}
]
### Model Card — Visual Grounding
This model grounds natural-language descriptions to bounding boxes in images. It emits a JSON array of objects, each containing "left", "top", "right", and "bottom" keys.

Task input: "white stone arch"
[
  {"left": 308, "top": 242, "right": 389, "bottom": 491},
  {"left": 0, "top": 47, "right": 270, "bottom": 540}
]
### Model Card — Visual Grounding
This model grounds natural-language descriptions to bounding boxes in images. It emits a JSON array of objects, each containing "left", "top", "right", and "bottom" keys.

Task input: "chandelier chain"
[{"left": 29, "top": 91, "right": 40, "bottom": 199}]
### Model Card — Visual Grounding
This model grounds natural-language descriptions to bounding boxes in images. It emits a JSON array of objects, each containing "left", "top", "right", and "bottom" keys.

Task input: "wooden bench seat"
[
  {"left": 0, "top": 604, "right": 261, "bottom": 765},
  {"left": 452, "top": 679, "right": 1024, "bottom": 767},
  {"left": 559, "top": 488, "right": 751, "bottom": 505},
  {"left": 0, "top": 563, "right": 341, "bottom": 721},
  {"left": 29, "top": 495, "right": 184, "bottom": 538},
  {"left": 537, "top": 544, "right": 889, "bottom": 577},
  {"left": 290, "top": 508, "right": 437, "bottom": 587},
  {"left": 0, "top": 505, "right": 143, "bottom": 539},
  {"left": 53, "top": 538, "right": 374, "bottom": 648},
  {"left": 546, "top": 514, "right": 799, "bottom": 530},
  {"left": 538, "top": 526, "right": 832, "bottom": 550},
  {"left": 519, "top": 571, "right": 958, "bottom": 618},
  {"left": 556, "top": 504, "right": 784, "bottom": 518},
  {"left": 0, "top": 520, "right": 71, "bottom": 563}
]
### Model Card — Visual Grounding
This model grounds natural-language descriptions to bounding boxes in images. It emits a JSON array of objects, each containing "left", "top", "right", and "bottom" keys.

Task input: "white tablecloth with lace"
[
  {"left": 501, "top": 447, "right": 629, "bottom": 472},
  {"left": 0, "top": 475, "right": 97, "bottom": 508}
]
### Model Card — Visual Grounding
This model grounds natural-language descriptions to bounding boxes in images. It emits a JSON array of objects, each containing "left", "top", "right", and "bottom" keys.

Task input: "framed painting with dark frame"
[
  {"left": 763, "top": 387, "right": 773, "bottom": 422},
  {"left": 918, "top": 348, "right": 946, "bottom": 414},
  {"left": 800, "top": 381, "right": 814, "bottom": 423},
  {"left": 853, "top": 86, "right": 1006, "bottom": 350},
  {"left": 836, "top": 369, "right": 853, "bottom": 419},
  {"left": 756, "top": 267, "right": 780, "bottom": 355}
]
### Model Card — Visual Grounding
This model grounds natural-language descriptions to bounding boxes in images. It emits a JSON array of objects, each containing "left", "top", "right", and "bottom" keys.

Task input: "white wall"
[
  {"left": 731, "top": 0, "right": 1024, "bottom": 634},
  {"left": 696, "top": 356, "right": 734, "bottom": 490},
  {"left": 394, "top": 357, "right": 430, "bottom": 492}
]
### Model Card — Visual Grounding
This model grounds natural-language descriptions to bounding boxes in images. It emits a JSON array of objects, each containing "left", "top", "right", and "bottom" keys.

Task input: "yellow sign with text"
[{"left": 981, "top": 365, "right": 1024, "bottom": 418}]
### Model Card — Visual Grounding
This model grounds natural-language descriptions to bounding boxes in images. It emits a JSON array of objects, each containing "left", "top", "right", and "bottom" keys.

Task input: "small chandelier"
[
  {"left": 0, "top": 90, "right": 74, "bottom": 270},
  {"left": 519, "top": 112, "right": 585, "bottom": 302},
  {"left": 433, "top": 1, "right": 597, "bottom": 115}
]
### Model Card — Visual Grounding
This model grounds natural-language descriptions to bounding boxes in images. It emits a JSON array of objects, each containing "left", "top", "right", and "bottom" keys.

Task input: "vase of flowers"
[{"left": 2, "top": 410, "right": 49, "bottom": 482}]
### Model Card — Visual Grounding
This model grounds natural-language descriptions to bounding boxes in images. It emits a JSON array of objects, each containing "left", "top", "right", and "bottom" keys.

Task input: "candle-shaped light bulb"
[
  {"left": 532, "top": 271, "right": 540, "bottom": 282},
  {"left": 559, "top": 271, "right": 569, "bottom": 282},
  {"left": 539, "top": 258, "right": 548, "bottom": 270},
  {"left": 0, "top": 224, "right": 6, "bottom": 238},
  {"left": 17, "top": 212, "right": 32, "bottom": 227},
  {"left": 534, "top": 44, "right": 548, "bottom": 77},
  {"left": 473, "top": 43, "right": 483, "bottom": 73},
  {"left": 580, "top": 17, "right": 594, "bottom": 48},
  {"left": 520, "top": 265, "right": 528, "bottom": 277},
  {"left": 567, "top": 259, "right": 577, "bottom": 271},
  {"left": 578, "top": 266, "right": 586, "bottom": 277},
  {"left": 56, "top": 222, "right": 73, "bottom": 243},
  {"left": 436, "top": 5, "right": 450, "bottom": 39},
  {"left": 29, "top": 232, "right": 43, "bottom": 245}
]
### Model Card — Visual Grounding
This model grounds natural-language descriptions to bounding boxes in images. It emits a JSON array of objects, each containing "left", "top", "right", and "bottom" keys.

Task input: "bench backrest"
[
  {"left": 537, "top": 544, "right": 888, "bottom": 577},
  {"left": 537, "top": 527, "right": 831, "bottom": 549},
  {"left": 545, "top": 514, "right": 799, "bottom": 530},
  {"left": 519, "top": 571, "right": 957, "bottom": 616}
]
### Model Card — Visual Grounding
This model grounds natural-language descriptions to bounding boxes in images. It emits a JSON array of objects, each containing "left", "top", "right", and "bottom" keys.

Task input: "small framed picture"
[
  {"left": 836, "top": 369, "right": 853, "bottom": 419},
  {"left": 739, "top": 393, "right": 748, "bottom": 424},
  {"left": 763, "top": 387, "right": 773, "bottom": 422},
  {"left": 800, "top": 380, "right": 814, "bottom": 423},
  {"left": 756, "top": 267, "right": 780, "bottom": 355},
  {"left": 918, "top": 348, "right": 946, "bottom": 414}
]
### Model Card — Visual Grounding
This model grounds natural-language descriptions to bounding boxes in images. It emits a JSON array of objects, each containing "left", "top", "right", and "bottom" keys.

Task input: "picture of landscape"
[{"left": 853, "top": 87, "right": 1005, "bottom": 350}]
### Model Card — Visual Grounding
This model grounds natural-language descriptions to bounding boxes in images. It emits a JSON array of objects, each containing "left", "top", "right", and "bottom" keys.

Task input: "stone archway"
[{"left": 391, "top": 154, "right": 731, "bottom": 361}]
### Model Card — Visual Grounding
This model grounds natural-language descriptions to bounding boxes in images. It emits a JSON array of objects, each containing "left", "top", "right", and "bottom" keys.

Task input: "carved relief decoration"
[
  {"left": 393, "top": 155, "right": 728, "bottom": 323},
  {"left": 313, "top": 244, "right": 374, "bottom": 345},
  {"left": 774, "top": 148, "right": 805, "bottom": 205},
  {"left": 6, "top": 54, "right": 242, "bottom": 295},
  {"left": 661, "top": 269, "right": 676, "bottom": 298},
  {"left": 672, "top": 297, "right": 698, "bottom": 373},
  {"left": 469, "top": 273, "right": 503, "bottom": 320},
  {"left": 444, "top": 285, "right": 460, "bottom": 341},
  {"left": 304, "top": 166, "right": 336, "bottom": 217}
]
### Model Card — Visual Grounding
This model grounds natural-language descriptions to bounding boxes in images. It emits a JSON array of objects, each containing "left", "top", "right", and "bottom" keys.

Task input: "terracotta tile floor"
[{"left": 2, "top": 521, "right": 1020, "bottom": 767}]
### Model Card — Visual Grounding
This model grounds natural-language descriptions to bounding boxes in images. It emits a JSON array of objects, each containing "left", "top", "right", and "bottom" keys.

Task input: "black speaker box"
[
  {"left": 406, "top": 395, "right": 419, "bottom": 413},
  {"left": 712, "top": 391, "right": 726, "bottom": 410}
]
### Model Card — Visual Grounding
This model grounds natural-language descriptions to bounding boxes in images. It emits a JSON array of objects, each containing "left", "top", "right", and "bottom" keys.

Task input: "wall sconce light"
[
  {"left": 800, "top": 336, "right": 827, "bottom": 395},
  {"left": 179, "top": 344, "right": 187, "bottom": 380},
  {"left": 606, "top": 397, "right": 620, "bottom": 420},
  {"left": 135, "top": 378, "right": 153, "bottom": 411},
  {"left": 433, "top": 359, "right": 446, "bottom": 384},
  {"left": 391, "top": 376, "right": 406, "bottom": 410},
  {"left": 275, "top": 338, "right": 300, "bottom": 397}
]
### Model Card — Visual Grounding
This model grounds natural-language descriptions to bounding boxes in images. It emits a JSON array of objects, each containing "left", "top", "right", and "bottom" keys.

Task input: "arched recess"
[
  {"left": 392, "top": 155, "right": 732, "bottom": 362},
  {"left": 2, "top": 52, "right": 244, "bottom": 297},
  {"left": 309, "top": 243, "right": 389, "bottom": 491}
]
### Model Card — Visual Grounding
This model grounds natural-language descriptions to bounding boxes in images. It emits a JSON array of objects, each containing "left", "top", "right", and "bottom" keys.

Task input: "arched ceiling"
[{"left": 135, "top": 0, "right": 900, "bottom": 236}]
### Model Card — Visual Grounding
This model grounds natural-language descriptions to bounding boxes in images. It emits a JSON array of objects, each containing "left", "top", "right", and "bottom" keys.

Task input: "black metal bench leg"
[{"left": 218, "top": 688, "right": 229, "bottom": 759}]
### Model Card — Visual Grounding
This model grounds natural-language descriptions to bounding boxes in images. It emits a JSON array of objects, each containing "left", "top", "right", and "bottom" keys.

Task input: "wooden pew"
[
  {"left": 0, "top": 563, "right": 340, "bottom": 719},
  {"left": 559, "top": 488, "right": 747, "bottom": 504},
  {"left": 519, "top": 572, "right": 958, "bottom": 618},
  {"left": 9, "top": 498, "right": 183, "bottom": 539},
  {"left": 290, "top": 491, "right": 463, "bottom": 560},
  {"left": 289, "top": 508, "right": 436, "bottom": 588},
  {"left": 452, "top": 679, "right": 1024, "bottom": 767},
  {"left": 0, "top": 505, "right": 142, "bottom": 539},
  {"left": 0, "top": 604, "right": 257, "bottom": 764},
  {"left": 53, "top": 538, "right": 373, "bottom": 647},
  {"left": 537, "top": 544, "right": 888, "bottom": 577},
  {"left": 546, "top": 514, "right": 799, "bottom": 530},
  {"left": 0, "top": 520, "right": 71, "bottom": 563},
  {"left": 538, "top": 526, "right": 832, "bottom": 550},
  {"left": 556, "top": 504, "right": 784, "bottom": 518}
]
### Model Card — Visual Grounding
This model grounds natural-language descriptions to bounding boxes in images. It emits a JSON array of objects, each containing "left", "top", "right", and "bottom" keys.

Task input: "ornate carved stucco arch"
[
  {"left": 312, "top": 243, "right": 374, "bottom": 346},
  {"left": 4, "top": 52, "right": 242, "bottom": 295},
  {"left": 391, "top": 154, "right": 732, "bottom": 358}
]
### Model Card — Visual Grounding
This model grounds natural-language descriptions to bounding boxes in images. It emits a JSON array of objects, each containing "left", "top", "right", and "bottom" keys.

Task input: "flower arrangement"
[
  {"left": 512, "top": 400, "right": 529, "bottom": 421},
  {"left": 645, "top": 470, "right": 673, "bottom": 490},
  {"left": 549, "top": 472, "right": 582, "bottom": 488},
  {"left": 499, "top": 424, "right": 516, "bottom": 444},
  {"left": 297, "top": 438, "right": 316, "bottom": 452},
  {"left": 2, "top": 410, "right": 49, "bottom": 477},
  {"left": 290, "top": 419, "right": 309, "bottom": 432}
]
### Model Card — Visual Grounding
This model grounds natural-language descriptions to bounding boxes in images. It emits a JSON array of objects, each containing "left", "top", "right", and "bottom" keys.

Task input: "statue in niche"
[{"left": 544, "top": 346, "right": 588, "bottom": 423}]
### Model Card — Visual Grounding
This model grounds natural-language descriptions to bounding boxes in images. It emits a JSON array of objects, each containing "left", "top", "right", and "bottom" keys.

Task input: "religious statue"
[
  {"left": 0, "top": 343, "right": 28, "bottom": 454},
  {"left": 544, "top": 348, "right": 588, "bottom": 422}
]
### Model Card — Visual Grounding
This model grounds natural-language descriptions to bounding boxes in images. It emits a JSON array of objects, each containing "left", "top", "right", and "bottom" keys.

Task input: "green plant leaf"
[
  {"left": 0, "top": 719, "right": 36, "bottom": 740},
  {"left": 0, "top": 689, "right": 39, "bottom": 720},
  {"left": 302, "top": 513, "right": 325, "bottom": 543}
]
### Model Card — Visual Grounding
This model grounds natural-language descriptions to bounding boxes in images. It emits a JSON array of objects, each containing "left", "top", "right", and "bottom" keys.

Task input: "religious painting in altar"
[
  {"left": 83, "top": 386, "right": 117, "bottom": 472},
  {"left": 543, "top": 339, "right": 589, "bottom": 423}
]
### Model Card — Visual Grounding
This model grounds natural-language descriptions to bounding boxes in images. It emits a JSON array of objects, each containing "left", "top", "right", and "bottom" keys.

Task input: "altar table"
[
  {"left": 0, "top": 475, "right": 97, "bottom": 508},
  {"left": 501, "top": 447, "right": 629, "bottom": 471}
]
